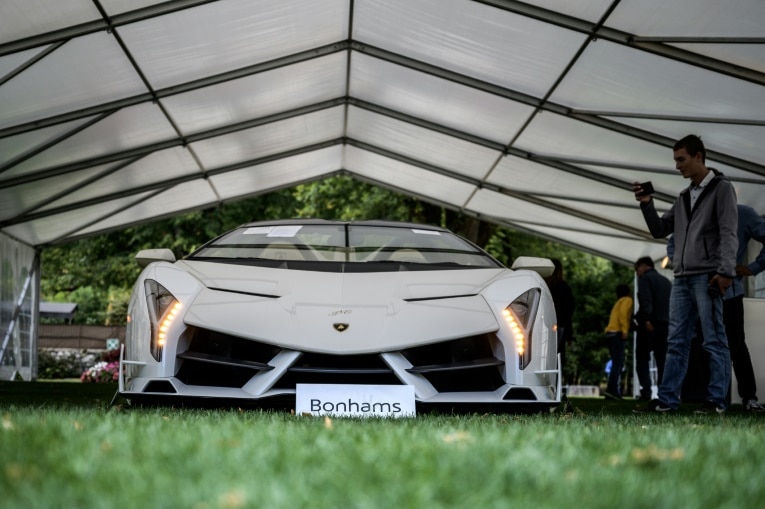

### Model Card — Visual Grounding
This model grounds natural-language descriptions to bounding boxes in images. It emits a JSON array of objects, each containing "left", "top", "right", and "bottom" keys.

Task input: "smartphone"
[{"left": 636, "top": 181, "right": 655, "bottom": 197}]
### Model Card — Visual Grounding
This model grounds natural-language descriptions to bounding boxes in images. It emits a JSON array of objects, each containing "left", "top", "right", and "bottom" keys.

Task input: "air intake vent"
[
  {"left": 272, "top": 352, "right": 400, "bottom": 389},
  {"left": 175, "top": 327, "right": 280, "bottom": 388},
  {"left": 401, "top": 334, "right": 505, "bottom": 392},
  {"left": 503, "top": 388, "right": 537, "bottom": 401},
  {"left": 143, "top": 380, "right": 177, "bottom": 394}
]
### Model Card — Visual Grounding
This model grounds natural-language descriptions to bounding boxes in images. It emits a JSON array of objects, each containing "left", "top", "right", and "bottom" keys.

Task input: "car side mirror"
[
  {"left": 511, "top": 256, "right": 555, "bottom": 277},
  {"left": 135, "top": 248, "right": 176, "bottom": 268}
]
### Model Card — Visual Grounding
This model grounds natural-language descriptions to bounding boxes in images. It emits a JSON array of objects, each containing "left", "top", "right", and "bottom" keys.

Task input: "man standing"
[
  {"left": 544, "top": 259, "right": 575, "bottom": 385},
  {"left": 633, "top": 134, "right": 738, "bottom": 414},
  {"left": 633, "top": 256, "right": 672, "bottom": 400},
  {"left": 604, "top": 284, "right": 633, "bottom": 400},
  {"left": 725, "top": 204, "right": 765, "bottom": 412}
]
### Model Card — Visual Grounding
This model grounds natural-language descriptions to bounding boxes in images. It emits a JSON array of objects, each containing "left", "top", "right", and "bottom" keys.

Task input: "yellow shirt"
[{"left": 605, "top": 296, "right": 633, "bottom": 339}]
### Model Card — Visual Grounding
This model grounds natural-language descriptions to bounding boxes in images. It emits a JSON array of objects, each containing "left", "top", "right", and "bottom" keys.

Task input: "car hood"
[{"left": 175, "top": 260, "right": 509, "bottom": 354}]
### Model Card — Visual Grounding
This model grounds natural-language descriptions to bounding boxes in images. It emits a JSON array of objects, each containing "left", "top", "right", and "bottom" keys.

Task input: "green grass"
[{"left": 1, "top": 382, "right": 764, "bottom": 509}]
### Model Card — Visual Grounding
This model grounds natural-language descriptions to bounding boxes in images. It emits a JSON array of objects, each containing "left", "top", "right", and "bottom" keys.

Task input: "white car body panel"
[
  {"left": 180, "top": 262, "right": 505, "bottom": 353},
  {"left": 120, "top": 220, "right": 560, "bottom": 410}
]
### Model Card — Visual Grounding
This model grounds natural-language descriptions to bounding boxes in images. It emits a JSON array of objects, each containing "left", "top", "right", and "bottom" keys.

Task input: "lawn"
[{"left": 1, "top": 381, "right": 764, "bottom": 509}]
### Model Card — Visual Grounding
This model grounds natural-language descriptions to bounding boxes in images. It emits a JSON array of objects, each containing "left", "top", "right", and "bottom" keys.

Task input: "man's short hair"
[
  {"left": 673, "top": 134, "right": 706, "bottom": 163},
  {"left": 634, "top": 256, "right": 654, "bottom": 269},
  {"left": 616, "top": 284, "right": 631, "bottom": 298}
]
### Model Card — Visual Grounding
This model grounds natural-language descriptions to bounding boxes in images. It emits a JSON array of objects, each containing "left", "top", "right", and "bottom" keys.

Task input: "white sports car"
[{"left": 120, "top": 219, "right": 561, "bottom": 412}]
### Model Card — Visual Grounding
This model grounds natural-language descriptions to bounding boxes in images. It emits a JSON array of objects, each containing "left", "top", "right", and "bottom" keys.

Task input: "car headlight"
[
  {"left": 501, "top": 288, "right": 540, "bottom": 370},
  {"left": 144, "top": 280, "right": 182, "bottom": 361}
]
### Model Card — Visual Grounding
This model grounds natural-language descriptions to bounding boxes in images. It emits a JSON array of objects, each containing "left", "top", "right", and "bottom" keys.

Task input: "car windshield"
[{"left": 187, "top": 224, "right": 501, "bottom": 270}]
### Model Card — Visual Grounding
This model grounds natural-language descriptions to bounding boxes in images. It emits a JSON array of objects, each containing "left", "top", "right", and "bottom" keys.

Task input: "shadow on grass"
[{"left": 0, "top": 381, "right": 757, "bottom": 416}]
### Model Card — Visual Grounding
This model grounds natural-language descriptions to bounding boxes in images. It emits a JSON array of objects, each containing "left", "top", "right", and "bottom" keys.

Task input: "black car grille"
[
  {"left": 175, "top": 328, "right": 280, "bottom": 388},
  {"left": 272, "top": 352, "right": 401, "bottom": 388},
  {"left": 400, "top": 334, "right": 505, "bottom": 392},
  {"left": 175, "top": 327, "right": 505, "bottom": 393}
]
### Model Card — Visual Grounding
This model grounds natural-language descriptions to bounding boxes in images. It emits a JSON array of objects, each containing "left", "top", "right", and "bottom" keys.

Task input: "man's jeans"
[
  {"left": 606, "top": 332, "right": 625, "bottom": 397},
  {"left": 658, "top": 274, "right": 731, "bottom": 409}
]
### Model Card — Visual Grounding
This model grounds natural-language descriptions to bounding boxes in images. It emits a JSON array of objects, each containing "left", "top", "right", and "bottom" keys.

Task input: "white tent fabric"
[{"left": 1, "top": 0, "right": 764, "bottom": 265}]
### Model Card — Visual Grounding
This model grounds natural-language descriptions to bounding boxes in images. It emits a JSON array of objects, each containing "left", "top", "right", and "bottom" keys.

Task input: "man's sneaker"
[
  {"left": 694, "top": 401, "right": 726, "bottom": 415},
  {"left": 604, "top": 391, "right": 622, "bottom": 401},
  {"left": 745, "top": 399, "right": 765, "bottom": 413},
  {"left": 633, "top": 399, "right": 675, "bottom": 413}
]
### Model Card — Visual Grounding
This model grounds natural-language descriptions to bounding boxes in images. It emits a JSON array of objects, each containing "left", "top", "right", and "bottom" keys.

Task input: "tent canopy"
[{"left": 1, "top": 0, "right": 764, "bottom": 265}]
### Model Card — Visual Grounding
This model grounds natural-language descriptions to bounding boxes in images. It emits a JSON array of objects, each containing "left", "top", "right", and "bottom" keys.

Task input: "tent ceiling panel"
[
  {"left": 543, "top": 197, "right": 667, "bottom": 234},
  {"left": 514, "top": 112, "right": 671, "bottom": 169},
  {"left": 190, "top": 106, "right": 345, "bottom": 169},
  {"left": 354, "top": 0, "right": 587, "bottom": 97},
  {"left": 465, "top": 188, "right": 643, "bottom": 237},
  {"left": 0, "top": 32, "right": 146, "bottom": 129},
  {"left": 0, "top": 117, "right": 95, "bottom": 176},
  {"left": 349, "top": 53, "right": 536, "bottom": 144},
  {"left": 574, "top": 164, "right": 691, "bottom": 205},
  {"left": 551, "top": 40, "right": 765, "bottom": 121},
  {"left": 0, "top": 0, "right": 99, "bottom": 44},
  {"left": 209, "top": 146, "right": 343, "bottom": 202},
  {"left": 671, "top": 44, "right": 765, "bottom": 75},
  {"left": 512, "top": 221, "right": 670, "bottom": 266},
  {"left": 118, "top": 0, "right": 350, "bottom": 89},
  {"left": 1, "top": 0, "right": 764, "bottom": 266},
  {"left": 100, "top": 0, "right": 170, "bottom": 16},
  {"left": 162, "top": 53, "right": 348, "bottom": 135},
  {"left": 8, "top": 103, "right": 178, "bottom": 177},
  {"left": 346, "top": 107, "right": 500, "bottom": 181},
  {"left": 3, "top": 191, "right": 158, "bottom": 246},
  {"left": 74, "top": 181, "right": 220, "bottom": 239},
  {"left": 488, "top": 155, "right": 640, "bottom": 203},
  {"left": 607, "top": 0, "right": 765, "bottom": 37},
  {"left": 0, "top": 164, "right": 116, "bottom": 221},
  {"left": 602, "top": 117, "right": 765, "bottom": 169},
  {"left": 36, "top": 148, "right": 203, "bottom": 213},
  {"left": 345, "top": 147, "right": 476, "bottom": 207},
  {"left": 0, "top": 46, "right": 47, "bottom": 78},
  {"left": 522, "top": 0, "right": 613, "bottom": 23}
]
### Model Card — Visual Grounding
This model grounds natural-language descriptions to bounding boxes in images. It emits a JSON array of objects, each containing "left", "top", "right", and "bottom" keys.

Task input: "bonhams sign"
[{"left": 296, "top": 384, "right": 416, "bottom": 417}]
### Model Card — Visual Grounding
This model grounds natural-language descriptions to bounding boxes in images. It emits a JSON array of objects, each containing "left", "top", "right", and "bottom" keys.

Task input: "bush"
[
  {"left": 80, "top": 361, "right": 119, "bottom": 383},
  {"left": 37, "top": 348, "right": 120, "bottom": 381},
  {"left": 80, "top": 348, "right": 121, "bottom": 383},
  {"left": 37, "top": 349, "right": 97, "bottom": 379}
]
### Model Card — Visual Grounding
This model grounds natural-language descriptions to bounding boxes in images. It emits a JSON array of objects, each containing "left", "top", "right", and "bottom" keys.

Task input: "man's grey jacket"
[{"left": 640, "top": 169, "right": 738, "bottom": 278}]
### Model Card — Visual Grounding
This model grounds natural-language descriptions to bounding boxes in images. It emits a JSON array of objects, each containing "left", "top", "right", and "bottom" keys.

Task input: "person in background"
[
  {"left": 727, "top": 205, "right": 765, "bottom": 411},
  {"left": 668, "top": 205, "right": 765, "bottom": 412},
  {"left": 633, "top": 134, "right": 738, "bottom": 414},
  {"left": 544, "top": 259, "right": 576, "bottom": 385},
  {"left": 633, "top": 257, "right": 672, "bottom": 400},
  {"left": 723, "top": 204, "right": 765, "bottom": 412},
  {"left": 604, "top": 284, "right": 633, "bottom": 400}
]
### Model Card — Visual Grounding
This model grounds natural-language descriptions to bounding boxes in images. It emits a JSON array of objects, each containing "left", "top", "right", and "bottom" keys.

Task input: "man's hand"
[
  {"left": 710, "top": 274, "right": 733, "bottom": 294},
  {"left": 632, "top": 181, "right": 653, "bottom": 203},
  {"left": 736, "top": 264, "right": 753, "bottom": 276},
  {"left": 644, "top": 320, "right": 654, "bottom": 333}
]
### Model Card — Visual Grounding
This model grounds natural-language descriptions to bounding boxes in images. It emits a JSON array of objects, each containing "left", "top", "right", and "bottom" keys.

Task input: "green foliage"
[
  {"left": 36, "top": 350, "right": 90, "bottom": 379},
  {"left": 293, "top": 176, "right": 417, "bottom": 220}
]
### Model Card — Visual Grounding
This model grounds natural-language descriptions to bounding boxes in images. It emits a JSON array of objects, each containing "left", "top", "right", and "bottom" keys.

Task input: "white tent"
[
  {"left": 2, "top": 0, "right": 765, "bottom": 380},
  {"left": 2, "top": 0, "right": 764, "bottom": 261}
]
